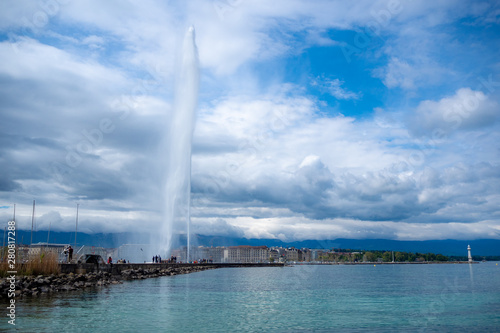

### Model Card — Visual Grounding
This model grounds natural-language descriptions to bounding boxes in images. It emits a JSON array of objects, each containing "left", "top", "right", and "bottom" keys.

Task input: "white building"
[
  {"left": 191, "top": 246, "right": 226, "bottom": 262},
  {"left": 285, "top": 248, "right": 299, "bottom": 262},
  {"left": 226, "top": 245, "right": 269, "bottom": 263}
]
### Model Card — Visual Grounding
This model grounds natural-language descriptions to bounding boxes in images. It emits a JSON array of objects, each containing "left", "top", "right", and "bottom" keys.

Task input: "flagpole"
[
  {"left": 30, "top": 200, "right": 35, "bottom": 245},
  {"left": 74, "top": 203, "right": 79, "bottom": 249}
]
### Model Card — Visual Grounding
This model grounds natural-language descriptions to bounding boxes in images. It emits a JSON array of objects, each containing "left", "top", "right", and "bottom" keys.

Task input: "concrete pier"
[{"left": 60, "top": 262, "right": 286, "bottom": 275}]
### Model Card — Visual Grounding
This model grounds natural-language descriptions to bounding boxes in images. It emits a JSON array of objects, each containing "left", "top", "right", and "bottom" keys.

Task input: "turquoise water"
[{"left": 5, "top": 262, "right": 500, "bottom": 332}]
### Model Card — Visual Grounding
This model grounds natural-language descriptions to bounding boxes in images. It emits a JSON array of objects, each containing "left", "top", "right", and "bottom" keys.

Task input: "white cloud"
[
  {"left": 81, "top": 35, "right": 105, "bottom": 49},
  {"left": 0, "top": 37, "right": 128, "bottom": 95},
  {"left": 195, "top": 216, "right": 500, "bottom": 241},
  {"left": 188, "top": 88, "right": 500, "bottom": 237},
  {"left": 408, "top": 88, "right": 498, "bottom": 137},
  {"left": 380, "top": 57, "right": 417, "bottom": 90},
  {"left": 311, "top": 77, "right": 361, "bottom": 100}
]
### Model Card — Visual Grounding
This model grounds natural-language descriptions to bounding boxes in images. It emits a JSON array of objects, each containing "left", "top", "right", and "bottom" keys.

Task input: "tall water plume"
[{"left": 155, "top": 26, "right": 199, "bottom": 260}]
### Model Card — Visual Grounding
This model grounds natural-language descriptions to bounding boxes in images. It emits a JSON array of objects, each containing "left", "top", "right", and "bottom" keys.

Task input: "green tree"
[
  {"left": 364, "top": 252, "right": 376, "bottom": 262},
  {"left": 395, "top": 252, "right": 406, "bottom": 262},
  {"left": 425, "top": 253, "right": 436, "bottom": 261},
  {"left": 435, "top": 254, "right": 448, "bottom": 261},
  {"left": 382, "top": 251, "right": 392, "bottom": 262}
]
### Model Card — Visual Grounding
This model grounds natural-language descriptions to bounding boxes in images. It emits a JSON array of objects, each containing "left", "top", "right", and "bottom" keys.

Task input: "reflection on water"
[{"left": 469, "top": 262, "right": 474, "bottom": 286}]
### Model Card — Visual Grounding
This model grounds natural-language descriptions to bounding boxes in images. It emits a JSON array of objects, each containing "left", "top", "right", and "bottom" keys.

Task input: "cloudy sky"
[{"left": 1, "top": 0, "right": 499, "bottom": 242}]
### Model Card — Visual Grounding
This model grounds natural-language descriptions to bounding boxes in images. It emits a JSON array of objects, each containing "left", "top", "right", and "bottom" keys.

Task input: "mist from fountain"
[{"left": 154, "top": 26, "right": 199, "bottom": 261}]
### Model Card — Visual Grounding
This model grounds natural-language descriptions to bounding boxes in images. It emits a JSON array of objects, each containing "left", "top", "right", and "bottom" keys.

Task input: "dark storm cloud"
[
  {"left": 0, "top": 178, "right": 21, "bottom": 192},
  {"left": 192, "top": 152, "right": 500, "bottom": 226}
]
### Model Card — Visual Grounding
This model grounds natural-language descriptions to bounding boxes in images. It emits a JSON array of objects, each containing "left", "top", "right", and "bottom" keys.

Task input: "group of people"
[
  {"left": 195, "top": 259, "right": 213, "bottom": 264},
  {"left": 63, "top": 245, "right": 74, "bottom": 263},
  {"left": 107, "top": 257, "right": 128, "bottom": 265},
  {"left": 152, "top": 255, "right": 178, "bottom": 263}
]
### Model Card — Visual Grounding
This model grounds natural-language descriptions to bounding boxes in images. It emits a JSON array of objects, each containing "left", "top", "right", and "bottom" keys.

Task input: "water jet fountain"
[{"left": 153, "top": 26, "right": 199, "bottom": 262}]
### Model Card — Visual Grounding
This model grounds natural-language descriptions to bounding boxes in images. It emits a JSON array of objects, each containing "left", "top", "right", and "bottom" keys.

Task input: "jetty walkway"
[{"left": 60, "top": 262, "right": 286, "bottom": 275}]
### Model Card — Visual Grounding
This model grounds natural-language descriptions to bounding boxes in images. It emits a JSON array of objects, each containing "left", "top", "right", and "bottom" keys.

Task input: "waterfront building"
[
  {"left": 207, "top": 246, "right": 226, "bottom": 263},
  {"left": 192, "top": 246, "right": 209, "bottom": 262},
  {"left": 285, "top": 248, "right": 299, "bottom": 262},
  {"left": 299, "top": 248, "right": 312, "bottom": 262},
  {"left": 271, "top": 247, "right": 287, "bottom": 257},
  {"left": 226, "top": 245, "right": 269, "bottom": 263},
  {"left": 269, "top": 249, "right": 280, "bottom": 262},
  {"left": 310, "top": 249, "right": 325, "bottom": 261},
  {"left": 191, "top": 246, "right": 226, "bottom": 263}
]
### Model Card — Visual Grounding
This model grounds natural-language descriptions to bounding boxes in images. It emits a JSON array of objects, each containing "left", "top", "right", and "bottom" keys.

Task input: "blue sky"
[{"left": 0, "top": 0, "right": 499, "bottom": 242}]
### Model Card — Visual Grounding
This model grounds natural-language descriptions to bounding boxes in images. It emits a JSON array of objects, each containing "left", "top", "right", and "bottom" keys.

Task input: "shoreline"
[
  {"left": 0, "top": 265, "right": 219, "bottom": 298},
  {"left": 290, "top": 261, "right": 479, "bottom": 265}
]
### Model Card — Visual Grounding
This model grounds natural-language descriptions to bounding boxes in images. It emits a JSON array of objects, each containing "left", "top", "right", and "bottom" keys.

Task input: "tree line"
[{"left": 319, "top": 249, "right": 449, "bottom": 262}]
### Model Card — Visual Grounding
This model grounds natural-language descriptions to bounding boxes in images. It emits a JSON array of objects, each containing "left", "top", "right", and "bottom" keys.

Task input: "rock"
[
  {"left": 40, "top": 286, "right": 51, "bottom": 293},
  {"left": 74, "top": 274, "right": 86, "bottom": 282},
  {"left": 59, "top": 284, "right": 74, "bottom": 291},
  {"left": 121, "top": 269, "right": 133, "bottom": 276},
  {"left": 8, "top": 264, "right": 217, "bottom": 297}
]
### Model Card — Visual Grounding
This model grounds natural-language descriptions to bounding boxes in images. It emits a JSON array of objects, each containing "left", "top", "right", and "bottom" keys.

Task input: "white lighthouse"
[{"left": 467, "top": 245, "right": 472, "bottom": 263}]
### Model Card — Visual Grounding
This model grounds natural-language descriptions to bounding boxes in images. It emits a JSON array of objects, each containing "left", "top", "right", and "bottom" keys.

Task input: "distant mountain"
[
  {"left": 12, "top": 230, "right": 149, "bottom": 249},
  {"left": 10, "top": 230, "right": 500, "bottom": 256},
  {"left": 190, "top": 235, "right": 500, "bottom": 256}
]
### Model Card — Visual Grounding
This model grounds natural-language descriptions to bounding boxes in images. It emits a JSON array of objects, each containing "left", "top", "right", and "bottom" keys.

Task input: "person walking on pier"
[{"left": 68, "top": 246, "right": 73, "bottom": 262}]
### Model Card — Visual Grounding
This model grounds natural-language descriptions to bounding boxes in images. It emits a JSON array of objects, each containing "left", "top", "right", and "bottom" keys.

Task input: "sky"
[{"left": 0, "top": 0, "right": 499, "bottom": 243}]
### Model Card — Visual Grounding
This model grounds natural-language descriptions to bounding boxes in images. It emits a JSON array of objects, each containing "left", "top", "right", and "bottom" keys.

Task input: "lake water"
[{"left": 6, "top": 262, "right": 500, "bottom": 332}]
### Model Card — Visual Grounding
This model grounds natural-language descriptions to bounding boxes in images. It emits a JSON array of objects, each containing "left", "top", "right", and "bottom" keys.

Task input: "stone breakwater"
[{"left": 0, "top": 265, "right": 216, "bottom": 297}]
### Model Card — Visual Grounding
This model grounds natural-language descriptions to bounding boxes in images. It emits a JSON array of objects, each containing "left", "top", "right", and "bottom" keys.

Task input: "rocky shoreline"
[{"left": 0, "top": 265, "right": 216, "bottom": 298}]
